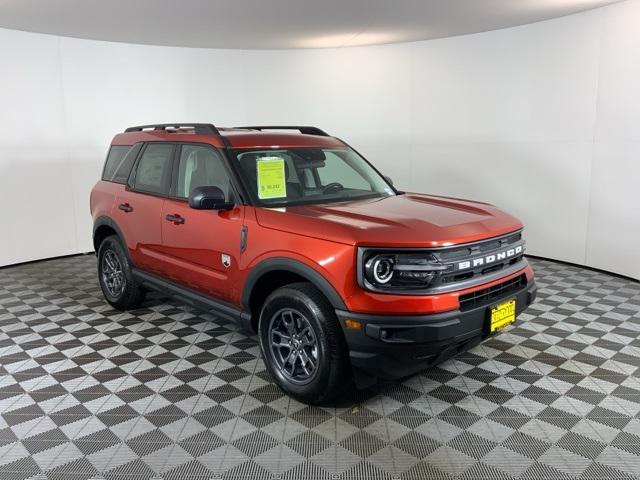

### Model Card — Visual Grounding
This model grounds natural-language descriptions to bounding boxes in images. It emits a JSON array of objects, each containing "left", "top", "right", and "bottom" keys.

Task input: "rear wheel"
[
  {"left": 259, "top": 282, "right": 351, "bottom": 404},
  {"left": 97, "top": 235, "right": 145, "bottom": 310}
]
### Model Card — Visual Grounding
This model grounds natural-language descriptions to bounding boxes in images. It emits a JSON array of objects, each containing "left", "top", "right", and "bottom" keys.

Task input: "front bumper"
[{"left": 336, "top": 278, "right": 537, "bottom": 383}]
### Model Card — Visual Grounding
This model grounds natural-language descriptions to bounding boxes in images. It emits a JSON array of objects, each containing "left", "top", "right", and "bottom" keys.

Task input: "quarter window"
[
  {"left": 102, "top": 145, "right": 133, "bottom": 183},
  {"left": 131, "top": 143, "right": 174, "bottom": 195}
]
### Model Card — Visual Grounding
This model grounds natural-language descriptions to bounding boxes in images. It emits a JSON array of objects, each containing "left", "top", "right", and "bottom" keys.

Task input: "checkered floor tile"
[{"left": 0, "top": 255, "right": 639, "bottom": 480}]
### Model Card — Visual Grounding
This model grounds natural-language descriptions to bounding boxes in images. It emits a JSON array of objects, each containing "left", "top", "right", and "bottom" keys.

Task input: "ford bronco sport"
[{"left": 90, "top": 123, "right": 536, "bottom": 404}]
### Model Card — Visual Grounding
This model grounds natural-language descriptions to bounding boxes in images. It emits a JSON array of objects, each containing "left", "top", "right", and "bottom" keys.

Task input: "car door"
[
  {"left": 159, "top": 143, "right": 245, "bottom": 305},
  {"left": 114, "top": 142, "right": 174, "bottom": 276}
]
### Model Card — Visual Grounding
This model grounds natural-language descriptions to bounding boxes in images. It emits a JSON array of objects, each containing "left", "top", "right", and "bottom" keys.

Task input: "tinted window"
[
  {"left": 235, "top": 147, "right": 394, "bottom": 206},
  {"left": 175, "top": 145, "right": 234, "bottom": 200},
  {"left": 318, "top": 151, "right": 370, "bottom": 190},
  {"left": 132, "top": 143, "right": 174, "bottom": 195},
  {"left": 112, "top": 144, "right": 142, "bottom": 183},
  {"left": 102, "top": 145, "right": 131, "bottom": 182}
]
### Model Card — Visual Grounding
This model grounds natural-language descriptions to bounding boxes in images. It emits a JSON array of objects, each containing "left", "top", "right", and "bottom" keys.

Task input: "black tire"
[
  {"left": 97, "top": 235, "right": 145, "bottom": 310},
  {"left": 258, "top": 282, "right": 351, "bottom": 404}
]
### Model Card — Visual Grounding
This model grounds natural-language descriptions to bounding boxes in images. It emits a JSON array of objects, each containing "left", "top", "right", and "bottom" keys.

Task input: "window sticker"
[{"left": 257, "top": 157, "right": 287, "bottom": 199}]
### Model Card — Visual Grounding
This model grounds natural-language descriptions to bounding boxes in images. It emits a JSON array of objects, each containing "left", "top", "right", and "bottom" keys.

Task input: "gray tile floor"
[{"left": 0, "top": 255, "right": 639, "bottom": 480}]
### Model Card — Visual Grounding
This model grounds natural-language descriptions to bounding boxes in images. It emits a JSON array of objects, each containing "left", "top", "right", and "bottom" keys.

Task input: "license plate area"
[{"left": 489, "top": 299, "right": 516, "bottom": 333}]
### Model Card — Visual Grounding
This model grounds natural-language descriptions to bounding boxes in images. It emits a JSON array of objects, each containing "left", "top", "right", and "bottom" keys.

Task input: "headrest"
[
  {"left": 284, "top": 161, "right": 291, "bottom": 181},
  {"left": 296, "top": 148, "right": 325, "bottom": 163}
]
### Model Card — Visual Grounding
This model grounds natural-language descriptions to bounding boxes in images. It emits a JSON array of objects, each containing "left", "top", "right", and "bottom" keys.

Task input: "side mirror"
[
  {"left": 188, "top": 186, "right": 234, "bottom": 210},
  {"left": 384, "top": 175, "right": 394, "bottom": 186}
]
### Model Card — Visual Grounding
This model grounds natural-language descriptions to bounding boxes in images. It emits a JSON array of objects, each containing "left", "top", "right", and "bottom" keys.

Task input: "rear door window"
[{"left": 130, "top": 143, "right": 174, "bottom": 195}]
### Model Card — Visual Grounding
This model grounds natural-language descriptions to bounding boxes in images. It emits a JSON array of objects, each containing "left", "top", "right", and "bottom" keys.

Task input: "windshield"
[{"left": 234, "top": 147, "right": 395, "bottom": 207}]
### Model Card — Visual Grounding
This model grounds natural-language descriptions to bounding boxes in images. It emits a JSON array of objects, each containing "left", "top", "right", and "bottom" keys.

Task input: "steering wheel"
[{"left": 322, "top": 182, "right": 344, "bottom": 194}]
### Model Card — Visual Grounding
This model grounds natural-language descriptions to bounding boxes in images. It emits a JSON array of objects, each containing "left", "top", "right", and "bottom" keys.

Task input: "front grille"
[
  {"left": 358, "top": 230, "right": 526, "bottom": 295},
  {"left": 440, "top": 254, "right": 524, "bottom": 284},
  {"left": 458, "top": 274, "right": 527, "bottom": 312},
  {"left": 437, "top": 232, "right": 522, "bottom": 261},
  {"left": 432, "top": 231, "right": 525, "bottom": 288}
]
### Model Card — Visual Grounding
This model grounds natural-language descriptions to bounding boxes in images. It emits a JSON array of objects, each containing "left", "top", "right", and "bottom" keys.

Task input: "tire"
[
  {"left": 258, "top": 282, "right": 351, "bottom": 404},
  {"left": 97, "top": 235, "right": 145, "bottom": 310}
]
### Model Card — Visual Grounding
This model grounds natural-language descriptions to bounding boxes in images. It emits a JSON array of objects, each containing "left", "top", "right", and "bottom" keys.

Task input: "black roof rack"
[
  {"left": 234, "top": 126, "right": 329, "bottom": 136},
  {"left": 124, "top": 123, "right": 221, "bottom": 135}
]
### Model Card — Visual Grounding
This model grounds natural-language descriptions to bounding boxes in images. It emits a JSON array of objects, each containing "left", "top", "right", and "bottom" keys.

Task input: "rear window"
[
  {"left": 130, "top": 143, "right": 174, "bottom": 195},
  {"left": 102, "top": 144, "right": 139, "bottom": 183}
]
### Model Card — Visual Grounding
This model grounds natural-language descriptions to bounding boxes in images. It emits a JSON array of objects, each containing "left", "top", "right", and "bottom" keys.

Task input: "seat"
[
  {"left": 189, "top": 152, "right": 210, "bottom": 192},
  {"left": 284, "top": 162, "right": 302, "bottom": 198},
  {"left": 187, "top": 150, "right": 232, "bottom": 200}
]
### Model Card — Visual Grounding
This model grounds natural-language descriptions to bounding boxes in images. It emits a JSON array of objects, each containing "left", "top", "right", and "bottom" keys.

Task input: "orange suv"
[{"left": 90, "top": 123, "right": 536, "bottom": 403}]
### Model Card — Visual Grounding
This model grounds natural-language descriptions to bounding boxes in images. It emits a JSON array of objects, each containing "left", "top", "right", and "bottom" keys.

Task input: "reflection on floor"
[{"left": 0, "top": 255, "right": 639, "bottom": 480}]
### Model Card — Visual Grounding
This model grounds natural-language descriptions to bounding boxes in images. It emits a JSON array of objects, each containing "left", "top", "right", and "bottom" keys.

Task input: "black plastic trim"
[
  {"left": 337, "top": 279, "right": 536, "bottom": 341},
  {"left": 241, "top": 257, "right": 347, "bottom": 312},
  {"left": 458, "top": 273, "right": 527, "bottom": 311},
  {"left": 337, "top": 279, "right": 537, "bottom": 381},
  {"left": 92, "top": 216, "right": 129, "bottom": 259},
  {"left": 132, "top": 268, "right": 251, "bottom": 330},
  {"left": 240, "top": 226, "right": 248, "bottom": 253}
]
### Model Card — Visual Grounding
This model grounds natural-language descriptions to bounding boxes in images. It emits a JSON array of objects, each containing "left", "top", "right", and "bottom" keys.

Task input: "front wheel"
[
  {"left": 258, "top": 282, "right": 351, "bottom": 404},
  {"left": 97, "top": 235, "right": 145, "bottom": 310}
]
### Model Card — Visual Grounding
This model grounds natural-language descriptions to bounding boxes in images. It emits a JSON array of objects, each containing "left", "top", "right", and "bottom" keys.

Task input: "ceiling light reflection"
[{"left": 297, "top": 32, "right": 401, "bottom": 49}]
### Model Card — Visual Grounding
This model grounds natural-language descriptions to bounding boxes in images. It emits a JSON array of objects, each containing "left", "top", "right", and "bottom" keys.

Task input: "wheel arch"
[
  {"left": 93, "top": 216, "right": 129, "bottom": 258},
  {"left": 242, "top": 258, "right": 347, "bottom": 331}
]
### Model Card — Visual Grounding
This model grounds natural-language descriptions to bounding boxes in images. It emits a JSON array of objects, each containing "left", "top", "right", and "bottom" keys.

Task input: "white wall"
[{"left": 1, "top": 0, "right": 639, "bottom": 279}]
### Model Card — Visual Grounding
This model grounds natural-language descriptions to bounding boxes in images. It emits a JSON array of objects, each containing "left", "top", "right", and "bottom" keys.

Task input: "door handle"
[
  {"left": 165, "top": 214, "right": 185, "bottom": 225},
  {"left": 118, "top": 203, "right": 133, "bottom": 213}
]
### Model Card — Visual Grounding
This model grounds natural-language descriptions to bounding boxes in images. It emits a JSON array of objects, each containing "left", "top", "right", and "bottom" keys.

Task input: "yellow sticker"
[{"left": 257, "top": 157, "right": 287, "bottom": 199}]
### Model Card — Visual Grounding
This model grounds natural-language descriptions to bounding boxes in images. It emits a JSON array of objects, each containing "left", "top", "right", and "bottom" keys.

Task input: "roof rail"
[
  {"left": 124, "top": 123, "right": 221, "bottom": 135},
  {"left": 234, "top": 126, "right": 329, "bottom": 136}
]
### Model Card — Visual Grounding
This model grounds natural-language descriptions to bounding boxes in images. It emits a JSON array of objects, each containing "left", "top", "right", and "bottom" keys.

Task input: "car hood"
[{"left": 254, "top": 193, "right": 523, "bottom": 247}]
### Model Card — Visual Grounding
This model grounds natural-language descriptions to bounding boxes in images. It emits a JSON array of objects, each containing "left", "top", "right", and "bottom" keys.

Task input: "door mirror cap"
[
  {"left": 188, "top": 186, "right": 234, "bottom": 210},
  {"left": 384, "top": 175, "right": 394, "bottom": 186}
]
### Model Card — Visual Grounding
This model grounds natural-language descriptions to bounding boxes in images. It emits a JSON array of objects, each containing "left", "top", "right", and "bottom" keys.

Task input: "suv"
[{"left": 90, "top": 123, "right": 536, "bottom": 404}]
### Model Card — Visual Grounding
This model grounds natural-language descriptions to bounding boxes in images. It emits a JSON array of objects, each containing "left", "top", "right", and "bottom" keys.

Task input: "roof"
[{"left": 111, "top": 125, "right": 346, "bottom": 149}]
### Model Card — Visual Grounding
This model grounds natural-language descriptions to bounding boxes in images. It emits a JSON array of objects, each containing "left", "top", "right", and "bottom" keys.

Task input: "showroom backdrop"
[{"left": 0, "top": 0, "right": 638, "bottom": 279}]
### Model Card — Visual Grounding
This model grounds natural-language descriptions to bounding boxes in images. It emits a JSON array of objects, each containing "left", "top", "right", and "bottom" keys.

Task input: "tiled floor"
[{"left": 0, "top": 255, "right": 639, "bottom": 480}]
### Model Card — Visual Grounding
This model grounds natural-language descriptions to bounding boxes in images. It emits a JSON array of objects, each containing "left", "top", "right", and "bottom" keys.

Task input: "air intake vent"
[{"left": 458, "top": 274, "right": 527, "bottom": 312}]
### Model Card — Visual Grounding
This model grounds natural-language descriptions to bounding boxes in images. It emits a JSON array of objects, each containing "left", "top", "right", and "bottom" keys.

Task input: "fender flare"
[
  {"left": 241, "top": 257, "right": 347, "bottom": 312},
  {"left": 93, "top": 216, "right": 129, "bottom": 258}
]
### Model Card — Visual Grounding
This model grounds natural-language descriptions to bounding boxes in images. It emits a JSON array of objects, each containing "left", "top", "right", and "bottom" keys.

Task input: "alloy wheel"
[
  {"left": 268, "top": 308, "right": 319, "bottom": 384},
  {"left": 102, "top": 250, "right": 125, "bottom": 298}
]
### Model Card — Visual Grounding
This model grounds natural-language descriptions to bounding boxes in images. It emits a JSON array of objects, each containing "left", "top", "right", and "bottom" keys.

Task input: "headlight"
[
  {"left": 365, "top": 255, "right": 395, "bottom": 284},
  {"left": 362, "top": 251, "right": 450, "bottom": 291}
]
